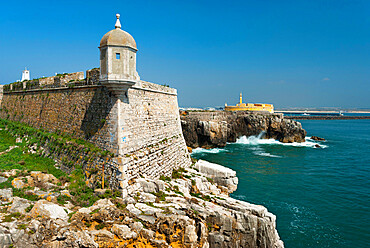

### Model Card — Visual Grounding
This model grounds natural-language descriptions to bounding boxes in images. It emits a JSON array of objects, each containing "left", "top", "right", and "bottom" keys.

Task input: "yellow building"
[{"left": 224, "top": 93, "right": 274, "bottom": 113}]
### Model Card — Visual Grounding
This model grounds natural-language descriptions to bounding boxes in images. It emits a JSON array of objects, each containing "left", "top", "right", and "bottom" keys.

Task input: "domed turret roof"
[{"left": 100, "top": 14, "right": 137, "bottom": 50}]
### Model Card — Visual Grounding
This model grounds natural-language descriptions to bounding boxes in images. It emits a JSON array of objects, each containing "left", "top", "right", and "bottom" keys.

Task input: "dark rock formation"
[
  {"left": 181, "top": 111, "right": 307, "bottom": 148},
  {"left": 311, "top": 136, "right": 325, "bottom": 141}
]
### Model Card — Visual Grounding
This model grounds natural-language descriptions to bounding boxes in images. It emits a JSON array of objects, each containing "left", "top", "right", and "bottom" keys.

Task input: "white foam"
[
  {"left": 249, "top": 146, "right": 282, "bottom": 158},
  {"left": 234, "top": 134, "right": 328, "bottom": 149},
  {"left": 191, "top": 147, "right": 227, "bottom": 154},
  {"left": 254, "top": 152, "right": 282, "bottom": 158}
]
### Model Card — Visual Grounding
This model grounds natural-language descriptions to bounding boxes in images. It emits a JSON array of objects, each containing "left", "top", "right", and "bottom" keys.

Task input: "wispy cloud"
[{"left": 322, "top": 77, "right": 330, "bottom": 81}]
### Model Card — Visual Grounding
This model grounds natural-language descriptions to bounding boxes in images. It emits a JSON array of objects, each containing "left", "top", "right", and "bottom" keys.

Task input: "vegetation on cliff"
[{"left": 0, "top": 118, "right": 284, "bottom": 247}]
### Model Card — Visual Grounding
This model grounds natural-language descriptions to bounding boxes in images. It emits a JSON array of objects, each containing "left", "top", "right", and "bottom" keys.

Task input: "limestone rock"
[
  {"left": 2, "top": 169, "right": 19, "bottom": 178},
  {"left": 126, "top": 204, "right": 141, "bottom": 216},
  {"left": 130, "top": 222, "right": 144, "bottom": 232},
  {"left": 30, "top": 171, "right": 59, "bottom": 184},
  {"left": 29, "top": 199, "right": 68, "bottom": 220},
  {"left": 184, "top": 224, "right": 198, "bottom": 245},
  {"left": 195, "top": 160, "right": 238, "bottom": 193},
  {"left": 9, "top": 197, "right": 30, "bottom": 214},
  {"left": 0, "top": 188, "right": 12, "bottom": 201},
  {"left": 92, "top": 198, "right": 114, "bottom": 209},
  {"left": 0, "top": 176, "right": 7, "bottom": 184},
  {"left": 137, "top": 178, "right": 158, "bottom": 193},
  {"left": 111, "top": 224, "right": 138, "bottom": 240}
]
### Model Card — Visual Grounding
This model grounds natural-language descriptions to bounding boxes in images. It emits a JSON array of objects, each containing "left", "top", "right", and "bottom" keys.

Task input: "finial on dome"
[{"left": 115, "top": 14, "right": 121, "bottom": 29}]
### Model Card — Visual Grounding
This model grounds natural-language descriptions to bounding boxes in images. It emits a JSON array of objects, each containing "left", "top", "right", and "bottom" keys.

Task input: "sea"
[{"left": 191, "top": 118, "right": 370, "bottom": 248}]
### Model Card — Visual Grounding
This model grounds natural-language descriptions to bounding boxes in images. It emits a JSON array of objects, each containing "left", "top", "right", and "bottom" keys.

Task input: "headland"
[{"left": 0, "top": 14, "right": 285, "bottom": 247}]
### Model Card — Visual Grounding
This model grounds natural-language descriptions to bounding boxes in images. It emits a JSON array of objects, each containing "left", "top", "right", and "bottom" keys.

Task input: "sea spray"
[
  {"left": 192, "top": 147, "right": 227, "bottom": 154},
  {"left": 234, "top": 132, "right": 327, "bottom": 149}
]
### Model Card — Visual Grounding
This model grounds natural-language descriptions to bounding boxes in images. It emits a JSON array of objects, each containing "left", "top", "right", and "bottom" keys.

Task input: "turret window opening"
[{"left": 116, "top": 53, "right": 120, "bottom": 59}]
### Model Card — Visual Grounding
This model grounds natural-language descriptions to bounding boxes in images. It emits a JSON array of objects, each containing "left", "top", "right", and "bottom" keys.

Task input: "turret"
[{"left": 99, "top": 14, "right": 140, "bottom": 95}]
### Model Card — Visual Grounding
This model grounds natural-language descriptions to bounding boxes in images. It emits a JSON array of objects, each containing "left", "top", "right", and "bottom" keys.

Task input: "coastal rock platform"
[
  {"left": 0, "top": 160, "right": 284, "bottom": 248},
  {"left": 181, "top": 111, "right": 306, "bottom": 148}
]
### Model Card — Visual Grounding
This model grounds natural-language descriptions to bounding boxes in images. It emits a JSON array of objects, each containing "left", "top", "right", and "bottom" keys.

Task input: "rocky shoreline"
[
  {"left": 181, "top": 111, "right": 306, "bottom": 149},
  {"left": 0, "top": 160, "right": 283, "bottom": 247}
]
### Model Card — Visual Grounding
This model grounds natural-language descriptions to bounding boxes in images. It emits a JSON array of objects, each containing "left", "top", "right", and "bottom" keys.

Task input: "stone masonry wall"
[
  {"left": 117, "top": 81, "right": 191, "bottom": 185},
  {"left": 0, "top": 81, "right": 191, "bottom": 186}
]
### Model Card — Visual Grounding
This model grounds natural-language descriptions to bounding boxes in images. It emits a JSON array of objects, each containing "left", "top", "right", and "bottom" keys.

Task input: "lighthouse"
[{"left": 21, "top": 68, "right": 30, "bottom": 81}]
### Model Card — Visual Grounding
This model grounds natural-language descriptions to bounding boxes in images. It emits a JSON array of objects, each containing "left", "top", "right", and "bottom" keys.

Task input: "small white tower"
[
  {"left": 99, "top": 14, "right": 140, "bottom": 95},
  {"left": 21, "top": 68, "right": 30, "bottom": 81}
]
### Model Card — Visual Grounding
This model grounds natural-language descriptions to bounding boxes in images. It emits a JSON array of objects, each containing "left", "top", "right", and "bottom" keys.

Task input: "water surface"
[{"left": 192, "top": 120, "right": 370, "bottom": 248}]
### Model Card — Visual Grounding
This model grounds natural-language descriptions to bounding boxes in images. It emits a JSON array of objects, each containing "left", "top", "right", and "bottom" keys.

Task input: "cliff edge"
[
  {"left": 181, "top": 111, "right": 306, "bottom": 148},
  {"left": 0, "top": 160, "right": 283, "bottom": 248}
]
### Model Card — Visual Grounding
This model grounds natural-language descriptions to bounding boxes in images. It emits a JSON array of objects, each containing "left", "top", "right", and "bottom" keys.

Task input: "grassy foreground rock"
[{"left": 0, "top": 119, "right": 284, "bottom": 247}]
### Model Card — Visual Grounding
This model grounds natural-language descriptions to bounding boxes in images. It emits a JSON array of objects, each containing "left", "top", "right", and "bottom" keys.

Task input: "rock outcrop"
[
  {"left": 181, "top": 111, "right": 306, "bottom": 148},
  {"left": 0, "top": 162, "right": 284, "bottom": 247}
]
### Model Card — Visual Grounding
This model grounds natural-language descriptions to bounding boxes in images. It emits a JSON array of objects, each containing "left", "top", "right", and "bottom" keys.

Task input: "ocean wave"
[
  {"left": 234, "top": 134, "right": 328, "bottom": 149},
  {"left": 191, "top": 147, "right": 227, "bottom": 154},
  {"left": 254, "top": 152, "right": 282, "bottom": 158}
]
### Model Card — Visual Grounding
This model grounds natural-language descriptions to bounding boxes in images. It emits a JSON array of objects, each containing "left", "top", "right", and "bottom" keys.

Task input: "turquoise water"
[{"left": 191, "top": 120, "right": 370, "bottom": 247}]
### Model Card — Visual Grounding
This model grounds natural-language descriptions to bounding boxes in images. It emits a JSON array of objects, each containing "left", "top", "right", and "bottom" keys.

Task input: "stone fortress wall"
[
  {"left": 0, "top": 15, "right": 192, "bottom": 194},
  {"left": 0, "top": 70, "right": 191, "bottom": 191}
]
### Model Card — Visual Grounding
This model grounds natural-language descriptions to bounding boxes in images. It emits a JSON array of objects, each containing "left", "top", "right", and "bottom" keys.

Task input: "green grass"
[
  {"left": 0, "top": 119, "right": 112, "bottom": 207},
  {"left": 0, "top": 130, "right": 16, "bottom": 152},
  {"left": 0, "top": 147, "right": 67, "bottom": 179}
]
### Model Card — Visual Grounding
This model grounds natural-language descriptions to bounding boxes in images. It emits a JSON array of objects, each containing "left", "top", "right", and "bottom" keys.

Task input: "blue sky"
[{"left": 0, "top": 0, "right": 369, "bottom": 108}]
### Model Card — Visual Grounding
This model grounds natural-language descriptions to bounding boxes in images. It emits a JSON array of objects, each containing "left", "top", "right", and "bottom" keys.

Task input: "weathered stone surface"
[
  {"left": 194, "top": 160, "right": 238, "bottom": 193},
  {"left": 30, "top": 171, "right": 59, "bottom": 184},
  {"left": 1, "top": 79, "right": 192, "bottom": 185},
  {"left": 181, "top": 111, "right": 306, "bottom": 148},
  {"left": 92, "top": 198, "right": 114, "bottom": 209},
  {"left": 137, "top": 178, "right": 158, "bottom": 193},
  {"left": 0, "top": 231, "right": 12, "bottom": 248},
  {"left": 0, "top": 176, "right": 7, "bottom": 184},
  {"left": 29, "top": 200, "right": 68, "bottom": 220},
  {"left": 311, "top": 136, "right": 325, "bottom": 141},
  {"left": 111, "top": 224, "right": 138, "bottom": 240},
  {"left": 130, "top": 222, "right": 144, "bottom": 232},
  {"left": 0, "top": 188, "right": 12, "bottom": 201},
  {"left": 9, "top": 197, "right": 30, "bottom": 214},
  {"left": 126, "top": 204, "right": 141, "bottom": 216}
]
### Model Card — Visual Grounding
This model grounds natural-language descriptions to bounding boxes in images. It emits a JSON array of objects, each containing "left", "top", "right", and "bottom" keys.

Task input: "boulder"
[
  {"left": 0, "top": 188, "right": 12, "bottom": 201},
  {"left": 194, "top": 160, "right": 238, "bottom": 193},
  {"left": 9, "top": 197, "right": 30, "bottom": 214},
  {"left": 138, "top": 192, "right": 157, "bottom": 203},
  {"left": 137, "top": 178, "right": 158, "bottom": 193},
  {"left": 29, "top": 199, "right": 68, "bottom": 220},
  {"left": 30, "top": 171, "right": 59, "bottom": 184},
  {"left": 2, "top": 169, "right": 19, "bottom": 178},
  {"left": 311, "top": 136, "right": 325, "bottom": 141},
  {"left": 130, "top": 222, "right": 144, "bottom": 232},
  {"left": 111, "top": 224, "right": 138, "bottom": 240},
  {"left": 0, "top": 176, "right": 7, "bottom": 184},
  {"left": 93, "top": 198, "right": 114, "bottom": 209},
  {"left": 184, "top": 224, "right": 198, "bottom": 245},
  {"left": 126, "top": 204, "right": 141, "bottom": 216}
]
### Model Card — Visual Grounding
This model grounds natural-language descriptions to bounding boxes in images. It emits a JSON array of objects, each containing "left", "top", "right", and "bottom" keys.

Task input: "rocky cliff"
[
  {"left": 0, "top": 160, "right": 283, "bottom": 248},
  {"left": 181, "top": 111, "right": 306, "bottom": 148}
]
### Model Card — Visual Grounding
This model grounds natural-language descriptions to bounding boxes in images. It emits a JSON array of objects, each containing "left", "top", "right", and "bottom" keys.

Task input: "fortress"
[
  {"left": 225, "top": 93, "right": 274, "bottom": 113},
  {"left": 0, "top": 14, "right": 191, "bottom": 194}
]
